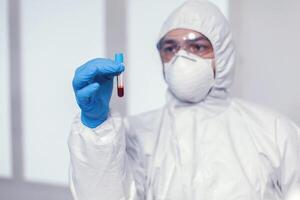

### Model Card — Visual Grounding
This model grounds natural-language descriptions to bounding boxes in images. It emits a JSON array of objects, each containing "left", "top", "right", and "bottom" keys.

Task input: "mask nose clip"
[{"left": 180, "top": 55, "right": 197, "bottom": 62}]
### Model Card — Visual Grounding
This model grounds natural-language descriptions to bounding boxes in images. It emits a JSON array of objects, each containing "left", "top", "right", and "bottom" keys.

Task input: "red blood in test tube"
[
  {"left": 115, "top": 53, "right": 124, "bottom": 98},
  {"left": 117, "top": 87, "right": 124, "bottom": 97}
]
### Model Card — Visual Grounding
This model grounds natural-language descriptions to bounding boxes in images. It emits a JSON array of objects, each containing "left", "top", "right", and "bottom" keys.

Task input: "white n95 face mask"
[{"left": 164, "top": 50, "right": 215, "bottom": 103}]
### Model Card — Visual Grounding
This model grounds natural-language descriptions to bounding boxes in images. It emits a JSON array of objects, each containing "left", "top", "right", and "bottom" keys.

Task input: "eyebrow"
[{"left": 157, "top": 39, "right": 176, "bottom": 49}]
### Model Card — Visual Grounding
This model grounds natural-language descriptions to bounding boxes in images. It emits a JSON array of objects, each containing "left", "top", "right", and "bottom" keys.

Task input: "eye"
[
  {"left": 162, "top": 45, "right": 177, "bottom": 54},
  {"left": 190, "top": 44, "right": 208, "bottom": 52}
]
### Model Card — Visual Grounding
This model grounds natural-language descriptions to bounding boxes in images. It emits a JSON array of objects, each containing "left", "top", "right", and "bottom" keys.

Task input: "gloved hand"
[{"left": 72, "top": 58, "right": 124, "bottom": 128}]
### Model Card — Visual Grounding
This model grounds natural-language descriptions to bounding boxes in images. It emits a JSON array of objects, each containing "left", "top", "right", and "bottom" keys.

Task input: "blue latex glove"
[{"left": 72, "top": 58, "right": 124, "bottom": 128}]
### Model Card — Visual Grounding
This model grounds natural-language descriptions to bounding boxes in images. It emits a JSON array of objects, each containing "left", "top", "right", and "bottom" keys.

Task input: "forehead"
[{"left": 163, "top": 28, "right": 207, "bottom": 40}]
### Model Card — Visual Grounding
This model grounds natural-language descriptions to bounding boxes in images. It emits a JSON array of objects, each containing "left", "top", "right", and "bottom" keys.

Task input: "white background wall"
[
  {"left": 20, "top": 0, "right": 105, "bottom": 185},
  {"left": 230, "top": 0, "right": 300, "bottom": 125},
  {"left": 0, "top": 0, "right": 12, "bottom": 178}
]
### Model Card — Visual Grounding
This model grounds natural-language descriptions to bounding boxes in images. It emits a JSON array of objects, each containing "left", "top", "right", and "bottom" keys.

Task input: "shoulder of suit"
[
  {"left": 231, "top": 98, "right": 282, "bottom": 119},
  {"left": 228, "top": 98, "right": 287, "bottom": 133}
]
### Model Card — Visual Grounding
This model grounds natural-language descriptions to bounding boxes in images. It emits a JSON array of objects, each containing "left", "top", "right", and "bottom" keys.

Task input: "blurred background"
[{"left": 0, "top": 0, "right": 300, "bottom": 199}]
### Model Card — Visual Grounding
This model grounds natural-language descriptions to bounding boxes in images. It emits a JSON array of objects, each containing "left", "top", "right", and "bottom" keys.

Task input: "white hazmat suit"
[{"left": 68, "top": 1, "right": 300, "bottom": 199}]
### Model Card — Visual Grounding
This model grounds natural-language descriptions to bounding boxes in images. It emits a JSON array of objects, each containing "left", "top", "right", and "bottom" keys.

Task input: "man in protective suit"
[{"left": 69, "top": 1, "right": 300, "bottom": 199}]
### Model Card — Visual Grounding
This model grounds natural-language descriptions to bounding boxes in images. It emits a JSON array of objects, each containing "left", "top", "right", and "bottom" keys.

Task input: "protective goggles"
[{"left": 157, "top": 32, "right": 213, "bottom": 63}]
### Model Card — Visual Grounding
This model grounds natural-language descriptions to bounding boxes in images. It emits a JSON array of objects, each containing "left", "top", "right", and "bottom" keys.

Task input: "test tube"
[{"left": 115, "top": 53, "right": 124, "bottom": 97}]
